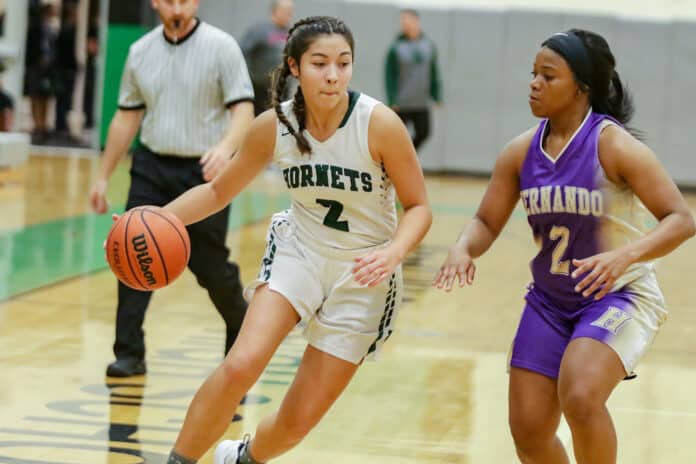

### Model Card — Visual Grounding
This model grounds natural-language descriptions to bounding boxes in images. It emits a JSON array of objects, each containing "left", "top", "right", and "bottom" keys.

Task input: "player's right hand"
[
  {"left": 432, "top": 245, "right": 476, "bottom": 291},
  {"left": 90, "top": 179, "right": 110, "bottom": 214}
]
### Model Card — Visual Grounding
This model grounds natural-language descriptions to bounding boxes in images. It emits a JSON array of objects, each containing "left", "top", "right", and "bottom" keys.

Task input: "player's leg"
[
  {"left": 509, "top": 368, "right": 569, "bottom": 464},
  {"left": 171, "top": 285, "right": 300, "bottom": 460},
  {"left": 171, "top": 210, "right": 323, "bottom": 462},
  {"left": 557, "top": 338, "right": 624, "bottom": 464},
  {"left": 560, "top": 279, "right": 666, "bottom": 464},
  {"left": 216, "top": 250, "right": 402, "bottom": 463},
  {"left": 247, "top": 345, "right": 359, "bottom": 461},
  {"left": 508, "top": 296, "right": 573, "bottom": 463}
]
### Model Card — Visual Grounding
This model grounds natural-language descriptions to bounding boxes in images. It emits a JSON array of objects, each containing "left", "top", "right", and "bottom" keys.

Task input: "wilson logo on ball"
[{"left": 131, "top": 233, "right": 157, "bottom": 287}]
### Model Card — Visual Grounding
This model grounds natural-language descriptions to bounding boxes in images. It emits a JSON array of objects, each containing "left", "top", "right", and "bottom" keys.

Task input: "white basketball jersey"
[
  {"left": 597, "top": 120, "right": 657, "bottom": 290},
  {"left": 273, "top": 91, "right": 397, "bottom": 250}
]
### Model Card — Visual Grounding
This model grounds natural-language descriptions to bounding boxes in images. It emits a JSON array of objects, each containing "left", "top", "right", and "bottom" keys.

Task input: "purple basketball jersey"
[{"left": 519, "top": 111, "right": 619, "bottom": 311}]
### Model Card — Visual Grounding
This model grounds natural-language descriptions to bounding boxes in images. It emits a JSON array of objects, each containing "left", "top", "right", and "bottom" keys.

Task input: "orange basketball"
[{"left": 105, "top": 206, "right": 190, "bottom": 291}]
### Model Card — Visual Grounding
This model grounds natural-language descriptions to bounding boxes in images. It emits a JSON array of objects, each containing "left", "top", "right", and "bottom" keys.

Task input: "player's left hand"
[
  {"left": 200, "top": 145, "right": 233, "bottom": 181},
  {"left": 352, "top": 245, "right": 402, "bottom": 287},
  {"left": 571, "top": 249, "right": 634, "bottom": 300}
]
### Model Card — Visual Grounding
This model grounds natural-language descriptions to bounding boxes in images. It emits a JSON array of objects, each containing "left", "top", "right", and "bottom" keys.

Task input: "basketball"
[{"left": 105, "top": 206, "right": 191, "bottom": 291}]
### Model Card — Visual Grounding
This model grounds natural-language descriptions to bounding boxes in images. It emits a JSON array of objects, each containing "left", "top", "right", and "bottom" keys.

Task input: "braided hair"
[{"left": 269, "top": 16, "right": 355, "bottom": 154}]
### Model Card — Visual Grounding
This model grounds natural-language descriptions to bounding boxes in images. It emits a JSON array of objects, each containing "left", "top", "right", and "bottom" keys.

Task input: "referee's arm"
[
  {"left": 200, "top": 100, "right": 254, "bottom": 182},
  {"left": 90, "top": 109, "right": 145, "bottom": 213}
]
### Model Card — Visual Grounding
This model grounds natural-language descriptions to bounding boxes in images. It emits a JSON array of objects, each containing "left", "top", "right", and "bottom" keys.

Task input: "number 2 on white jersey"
[{"left": 316, "top": 199, "right": 350, "bottom": 232}]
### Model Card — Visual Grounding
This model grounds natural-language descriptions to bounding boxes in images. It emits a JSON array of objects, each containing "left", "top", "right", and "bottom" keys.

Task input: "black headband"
[{"left": 542, "top": 32, "right": 592, "bottom": 89}]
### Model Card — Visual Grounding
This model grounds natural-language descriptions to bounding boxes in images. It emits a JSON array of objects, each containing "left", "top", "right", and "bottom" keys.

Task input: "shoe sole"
[
  {"left": 105, "top": 363, "right": 146, "bottom": 377},
  {"left": 105, "top": 369, "right": 146, "bottom": 377}
]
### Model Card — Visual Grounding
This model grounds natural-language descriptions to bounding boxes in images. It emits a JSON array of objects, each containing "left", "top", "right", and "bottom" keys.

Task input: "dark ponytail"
[
  {"left": 603, "top": 69, "right": 635, "bottom": 128},
  {"left": 544, "top": 29, "right": 639, "bottom": 137},
  {"left": 269, "top": 16, "right": 355, "bottom": 155}
]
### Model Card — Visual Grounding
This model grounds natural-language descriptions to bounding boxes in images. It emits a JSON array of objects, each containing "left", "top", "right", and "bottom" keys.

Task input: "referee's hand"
[
  {"left": 200, "top": 145, "right": 230, "bottom": 181},
  {"left": 90, "top": 179, "right": 110, "bottom": 214}
]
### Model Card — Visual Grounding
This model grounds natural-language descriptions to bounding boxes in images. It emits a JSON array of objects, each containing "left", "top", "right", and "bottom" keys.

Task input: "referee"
[{"left": 89, "top": 0, "right": 254, "bottom": 377}]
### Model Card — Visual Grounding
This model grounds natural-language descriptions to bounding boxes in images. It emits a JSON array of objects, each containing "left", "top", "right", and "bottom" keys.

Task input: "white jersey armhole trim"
[
  {"left": 599, "top": 118, "right": 618, "bottom": 132},
  {"left": 360, "top": 96, "right": 384, "bottom": 169}
]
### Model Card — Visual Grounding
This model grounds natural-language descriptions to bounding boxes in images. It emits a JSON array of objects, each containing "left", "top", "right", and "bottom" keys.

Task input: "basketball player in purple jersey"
[{"left": 433, "top": 29, "right": 695, "bottom": 464}]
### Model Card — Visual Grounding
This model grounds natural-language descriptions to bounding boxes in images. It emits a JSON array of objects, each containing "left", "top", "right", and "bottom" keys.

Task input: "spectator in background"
[
  {"left": 0, "top": 1, "right": 6, "bottom": 36},
  {"left": 83, "top": 15, "right": 99, "bottom": 130},
  {"left": 0, "top": 61, "right": 14, "bottom": 132},
  {"left": 385, "top": 8, "right": 442, "bottom": 152},
  {"left": 54, "top": 1, "right": 79, "bottom": 144},
  {"left": 240, "top": 0, "right": 294, "bottom": 116},
  {"left": 24, "top": 1, "right": 58, "bottom": 144}
]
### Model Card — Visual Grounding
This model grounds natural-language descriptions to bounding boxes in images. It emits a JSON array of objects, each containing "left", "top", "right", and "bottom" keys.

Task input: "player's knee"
[
  {"left": 219, "top": 352, "right": 263, "bottom": 391},
  {"left": 509, "top": 411, "right": 556, "bottom": 453},
  {"left": 560, "top": 386, "right": 603, "bottom": 424}
]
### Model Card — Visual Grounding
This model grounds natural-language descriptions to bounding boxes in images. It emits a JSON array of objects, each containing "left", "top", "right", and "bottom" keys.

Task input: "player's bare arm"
[
  {"left": 165, "top": 110, "right": 277, "bottom": 226},
  {"left": 352, "top": 103, "right": 432, "bottom": 288},
  {"left": 572, "top": 125, "right": 695, "bottom": 299},
  {"left": 433, "top": 129, "right": 532, "bottom": 291}
]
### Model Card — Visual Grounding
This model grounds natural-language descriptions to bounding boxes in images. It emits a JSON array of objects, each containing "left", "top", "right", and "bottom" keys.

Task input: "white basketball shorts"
[{"left": 245, "top": 210, "right": 403, "bottom": 364}]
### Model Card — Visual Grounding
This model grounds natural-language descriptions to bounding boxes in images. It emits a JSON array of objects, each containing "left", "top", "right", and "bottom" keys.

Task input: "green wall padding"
[{"left": 100, "top": 24, "right": 148, "bottom": 147}]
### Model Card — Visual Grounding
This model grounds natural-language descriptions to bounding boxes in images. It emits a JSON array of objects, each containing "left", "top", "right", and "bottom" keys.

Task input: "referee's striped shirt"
[{"left": 118, "top": 20, "right": 254, "bottom": 157}]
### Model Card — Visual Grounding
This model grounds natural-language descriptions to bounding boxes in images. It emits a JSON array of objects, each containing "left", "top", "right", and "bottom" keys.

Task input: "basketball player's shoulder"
[
  {"left": 597, "top": 119, "right": 652, "bottom": 179},
  {"left": 598, "top": 120, "right": 638, "bottom": 154},
  {"left": 365, "top": 95, "right": 400, "bottom": 134},
  {"left": 356, "top": 92, "right": 381, "bottom": 107},
  {"left": 499, "top": 126, "right": 537, "bottom": 169}
]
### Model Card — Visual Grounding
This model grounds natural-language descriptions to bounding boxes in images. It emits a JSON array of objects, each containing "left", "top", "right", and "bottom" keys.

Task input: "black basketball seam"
[
  {"left": 143, "top": 207, "right": 190, "bottom": 263},
  {"left": 141, "top": 208, "right": 170, "bottom": 285},
  {"left": 124, "top": 209, "right": 147, "bottom": 290}
]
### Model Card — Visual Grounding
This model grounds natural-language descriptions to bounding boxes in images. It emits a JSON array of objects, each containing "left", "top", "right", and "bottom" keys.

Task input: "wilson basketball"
[{"left": 106, "top": 206, "right": 190, "bottom": 291}]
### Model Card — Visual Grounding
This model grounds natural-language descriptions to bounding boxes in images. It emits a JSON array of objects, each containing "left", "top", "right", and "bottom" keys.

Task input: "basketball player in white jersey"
[{"left": 158, "top": 16, "right": 432, "bottom": 464}]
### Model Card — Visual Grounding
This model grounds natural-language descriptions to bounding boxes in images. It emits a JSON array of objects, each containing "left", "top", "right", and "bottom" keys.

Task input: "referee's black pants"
[{"left": 113, "top": 145, "right": 248, "bottom": 362}]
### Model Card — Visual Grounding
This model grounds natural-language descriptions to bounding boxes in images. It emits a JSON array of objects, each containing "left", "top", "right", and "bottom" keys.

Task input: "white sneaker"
[{"left": 214, "top": 436, "right": 249, "bottom": 464}]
